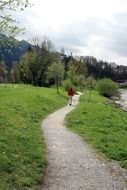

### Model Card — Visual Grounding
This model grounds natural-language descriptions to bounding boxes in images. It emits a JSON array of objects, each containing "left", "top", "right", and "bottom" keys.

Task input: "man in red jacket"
[{"left": 68, "top": 88, "right": 74, "bottom": 106}]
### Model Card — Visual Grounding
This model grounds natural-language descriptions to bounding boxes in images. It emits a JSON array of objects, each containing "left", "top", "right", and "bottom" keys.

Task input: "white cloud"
[{"left": 13, "top": 0, "right": 127, "bottom": 65}]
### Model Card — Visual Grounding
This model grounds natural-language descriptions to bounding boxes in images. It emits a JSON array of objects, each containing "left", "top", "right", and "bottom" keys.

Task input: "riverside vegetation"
[
  {"left": 0, "top": 84, "right": 67, "bottom": 190},
  {"left": 66, "top": 90, "right": 127, "bottom": 169}
]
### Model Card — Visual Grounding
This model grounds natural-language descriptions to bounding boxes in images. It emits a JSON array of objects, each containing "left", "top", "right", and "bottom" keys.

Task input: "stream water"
[{"left": 115, "top": 89, "right": 127, "bottom": 111}]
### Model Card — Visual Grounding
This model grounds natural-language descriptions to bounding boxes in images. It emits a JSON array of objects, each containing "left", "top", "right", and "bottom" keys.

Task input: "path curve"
[{"left": 41, "top": 94, "right": 126, "bottom": 190}]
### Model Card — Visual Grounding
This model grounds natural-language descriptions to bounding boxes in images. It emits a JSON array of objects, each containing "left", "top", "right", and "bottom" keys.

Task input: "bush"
[
  {"left": 86, "top": 76, "right": 96, "bottom": 89},
  {"left": 62, "top": 80, "right": 78, "bottom": 92},
  {"left": 62, "top": 80, "right": 72, "bottom": 91},
  {"left": 97, "top": 78, "right": 119, "bottom": 97}
]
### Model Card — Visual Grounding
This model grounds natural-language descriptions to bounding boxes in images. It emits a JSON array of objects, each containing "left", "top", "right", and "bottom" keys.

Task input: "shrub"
[
  {"left": 86, "top": 76, "right": 96, "bottom": 89},
  {"left": 97, "top": 78, "right": 119, "bottom": 97},
  {"left": 62, "top": 80, "right": 72, "bottom": 91},
  {"left": 62, "top": 80, "right": 78, "bottom": 93}
]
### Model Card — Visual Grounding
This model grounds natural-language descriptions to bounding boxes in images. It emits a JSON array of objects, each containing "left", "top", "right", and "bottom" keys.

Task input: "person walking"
[{"left": 68, "top": 88, "right": 74, "bottom": 106}]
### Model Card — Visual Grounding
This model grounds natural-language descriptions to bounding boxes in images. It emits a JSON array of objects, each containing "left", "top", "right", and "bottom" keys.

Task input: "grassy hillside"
[
  {"left": 0, "top": 84, "right": 67, "bottom": 190},
  {"left": 66, "top": 90, "right": 127, "bottom": 169}
]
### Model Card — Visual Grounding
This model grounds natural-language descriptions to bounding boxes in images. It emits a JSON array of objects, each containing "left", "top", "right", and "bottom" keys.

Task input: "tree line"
[
  {"left": 0, "top": 39, "right": 88, "bottom": 92},
  {"left": 84, "top": 56, "right": 127, "bottom": 82},
  {"left": 1, "top": 39, "right": 127, "bottom": 90}
]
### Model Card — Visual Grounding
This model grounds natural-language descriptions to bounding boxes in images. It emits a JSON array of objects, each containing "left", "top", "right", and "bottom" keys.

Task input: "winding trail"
[{"left": 41, "top": 94, "right": 126, "bottom": 190}]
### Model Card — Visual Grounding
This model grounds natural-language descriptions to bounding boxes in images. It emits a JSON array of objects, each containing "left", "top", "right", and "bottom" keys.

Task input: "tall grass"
[
  {"left": 66, "top": 90, "right": 127, "bottom": 169},
  {"left": 0, "top": 84, "right": 67, "bottom": 190}
]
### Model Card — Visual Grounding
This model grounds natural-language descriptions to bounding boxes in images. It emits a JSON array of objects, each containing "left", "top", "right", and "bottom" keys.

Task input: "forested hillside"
[{"left": 0, "top": 35, "right": 30, "bottom": 68}]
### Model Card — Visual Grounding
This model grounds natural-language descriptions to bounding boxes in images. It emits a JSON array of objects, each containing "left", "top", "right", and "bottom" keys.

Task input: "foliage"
[
  {"left": 96, "top": 78, "right": 119, "bottom": 97},
  {"left": 0, "top": 84, "right": 67, "bottom": 190},
  {"left": 0, "top": 35, "right": 30, "bottom": 71},
  {"left": 0, "top": 61, "right": 8, "bottom": 82},
  {"left": 67, "top": 63, "right": 77, "bottom": 85},
  {"left": 62, "top": 79, "right": 72, "bottom": 91},
  {"left": 77, "top": 74, "right": 85, "bottom": 91},
  {"left": 48, "top": 61, "right": 64, "bottom": 93},
  {"left": 85, "top": 56, "right": 127, "bottom": 82},
  {"left": 0, "top": 0, "right": 31, "bottom": 36},
  {"left": 19, "top": 52, "right": 32, "bottom": 84},
  {"left": 1, "top": 35, "right": 127, "bottom": 87},
  {"left": 86, "top": 76, "right": 96, "bottom": 89},
  {"left": 11, "top": 61, "right": 20, "bottom": 83},
  {"left": 74, "top": 60, "right": 87, "bottom": 76},
  {"left": 66, "top": 90, "right": 127, "bottom": 169},
  {"left": 66, "top": 59, "right": 87, "bottom": 89},
  {"left": 85, "top": 76, "right": 96, "bottom": 100},
  {"left": 19, "top": 44, "right": 55, "bottom": 86}
]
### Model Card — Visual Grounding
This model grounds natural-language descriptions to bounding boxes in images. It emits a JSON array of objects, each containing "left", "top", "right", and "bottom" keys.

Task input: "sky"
[{"left": 13, "top": 0, "right": 127, "bottom": 65}]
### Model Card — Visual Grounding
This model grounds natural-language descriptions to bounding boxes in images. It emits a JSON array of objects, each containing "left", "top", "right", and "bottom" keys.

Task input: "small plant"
[
  {"left": 97, "top": 78, "right": 119, "bottom": 97},
  {"left": 86, "top": 76, "right": 96, "bottom": 100},
  {"left": 86, "top": 76, "right": 96, "bottom": 89},
  {"left": 62, "top": 79, "right": 72, "bottom": 91}
]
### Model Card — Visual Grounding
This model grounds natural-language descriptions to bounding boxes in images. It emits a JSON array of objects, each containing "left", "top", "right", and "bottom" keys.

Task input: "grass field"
[
  {"left": 0, "top": 84, "right": 67, "bottom": 190},
  {"left": 66, "top": 90, "right": 127, "bottom": 169}
]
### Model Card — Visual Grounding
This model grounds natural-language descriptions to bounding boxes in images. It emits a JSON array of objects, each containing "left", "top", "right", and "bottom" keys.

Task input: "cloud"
[
  {"left": 12, "top": 0, "right": 127, "bottom": 65},
  {"left": 106, "top": 13, "right": 127, "bottom": 57}
]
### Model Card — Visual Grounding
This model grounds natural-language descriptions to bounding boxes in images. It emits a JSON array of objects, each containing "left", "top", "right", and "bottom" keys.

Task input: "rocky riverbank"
[{"left": 115, "top": 89, "right": 127, "bottom": 111}]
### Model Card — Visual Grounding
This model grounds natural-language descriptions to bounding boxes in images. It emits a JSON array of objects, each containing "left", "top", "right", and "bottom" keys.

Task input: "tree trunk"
[{"left": 56, "top": 79, "right": 59, "bottom": 94}]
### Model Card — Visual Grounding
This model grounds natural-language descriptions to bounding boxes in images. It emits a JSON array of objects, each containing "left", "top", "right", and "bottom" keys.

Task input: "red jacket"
[{"left": 68, "top": 89, "right": 74, "bottom": 96}]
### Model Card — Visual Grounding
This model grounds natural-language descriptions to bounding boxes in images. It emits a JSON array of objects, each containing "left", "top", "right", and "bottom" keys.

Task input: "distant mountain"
[{"left": 0, "top": 35, "right": 30, "bottom": 68}]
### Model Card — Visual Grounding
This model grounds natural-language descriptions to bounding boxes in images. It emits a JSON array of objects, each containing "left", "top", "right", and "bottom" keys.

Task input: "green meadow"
[
  {"left": 66, "top": 90, "right": 127, "bottom": 169},
  {"left": 0, "top": 84, "right": 67, "bottom": 190},
  {"left": 1, "top": 84, "right": 127, "bottom": 190}
]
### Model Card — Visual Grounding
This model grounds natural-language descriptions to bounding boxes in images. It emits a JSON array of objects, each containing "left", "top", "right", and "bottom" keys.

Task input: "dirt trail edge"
[{"left": 41, "top": 93, "right": 126, "bottom": 190}]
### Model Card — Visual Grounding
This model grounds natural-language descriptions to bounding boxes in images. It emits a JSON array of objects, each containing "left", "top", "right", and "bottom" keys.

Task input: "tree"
[
  {"left": 48, "top": 61, "right": 64, "bottom": 93},
  {"left": 97, "top": 78, "right": 119, "bottom": 98},
  {"left": 67, "top": 63, "right": 77, "bottom": 85},
  {"left": 0, "top": 0, "right": 30, "bottom": 36},
  {"left": 74, "top": 60, "right": 87, "bottom": 77},
  {"left": 31, "top": 37, "right": 55, "bottom": 53},
  {"left": 19, "top": 53, "right": 31, "bottom": 83},
  {"left": 19, "top": 39, "right": 58, "bottom": 87},
  {"left": 0, "top": 61, "right": 8, "bottom": 82},
  {"left": 11, "top": 61, "right": 20, "bottom": 83},
  {"left": 86, "top": 76, "right": 96, "bottom": 101},
  {"left": 77, "top": 75, "right": 85, "bottom": 91}
]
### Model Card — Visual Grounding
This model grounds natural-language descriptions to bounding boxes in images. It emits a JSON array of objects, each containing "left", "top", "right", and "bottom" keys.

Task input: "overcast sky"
[{"left": 13, "top": 0, "right": 127, "bottom": 65}]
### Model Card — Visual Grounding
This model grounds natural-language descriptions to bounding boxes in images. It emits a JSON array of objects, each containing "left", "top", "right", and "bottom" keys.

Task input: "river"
[{"left": 115, "top": 89, "right": 127, "bottom": 111}]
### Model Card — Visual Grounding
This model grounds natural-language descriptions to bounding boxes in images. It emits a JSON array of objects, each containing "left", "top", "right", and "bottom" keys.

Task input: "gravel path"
[{"left": 41, "top": 94, "right": 126, "bottom": 190}]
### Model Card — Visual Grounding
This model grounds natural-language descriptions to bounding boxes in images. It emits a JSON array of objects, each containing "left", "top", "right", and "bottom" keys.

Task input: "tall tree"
[
  {"left": 19, "top": 52, "right": 31, "bottom": 83},
  {"left": 67, "top": 63, "right": 77, "bottom": 85},
  {"left": 0, "top": 61, "right": 8, "bottom": 82},
  {"left": 77, "top": 74, "right": 86, "bottom": 91},
  {"left": 48, "top": 61, "right": 64, "bottom": 93},
  {"left": 11, "top": 61, "right": 20, "bottom": 83},
  {"left": 19, "top": 39, "right": 57, "bottom": 86},
  {"left": 86, "top": 76, "right": 96, "bottom": 101}
]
